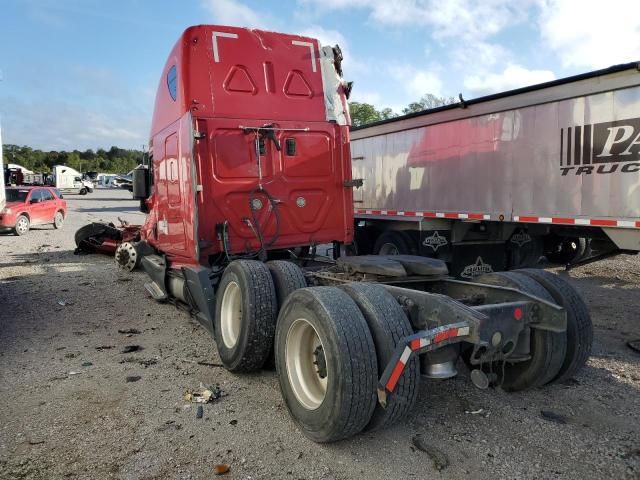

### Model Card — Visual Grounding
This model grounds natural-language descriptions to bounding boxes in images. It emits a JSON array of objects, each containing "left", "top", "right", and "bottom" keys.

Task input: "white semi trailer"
[{"left": 351, "top": 61, "right": 640, "bottom": 277}]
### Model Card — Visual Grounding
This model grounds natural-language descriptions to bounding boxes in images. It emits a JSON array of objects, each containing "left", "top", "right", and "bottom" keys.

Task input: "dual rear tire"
[{"left": 213, "top": 260, "right": 419, "bottom": 442}]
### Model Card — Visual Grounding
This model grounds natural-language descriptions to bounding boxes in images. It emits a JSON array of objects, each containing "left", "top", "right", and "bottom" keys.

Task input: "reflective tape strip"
[{"left": 385, "top": 346, "right": 412, "bottom": 392}]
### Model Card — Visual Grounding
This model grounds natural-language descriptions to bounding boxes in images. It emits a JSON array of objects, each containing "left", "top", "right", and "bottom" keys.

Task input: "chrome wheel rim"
[
  {"left": 16, "top": 218, "right": 28, "bottom": 234},
  {"left": 285, "top": 318, "right": 327, "bottom": 410},
  {"left": 220, "top": 281, "right": 242, "bottom": 348}
]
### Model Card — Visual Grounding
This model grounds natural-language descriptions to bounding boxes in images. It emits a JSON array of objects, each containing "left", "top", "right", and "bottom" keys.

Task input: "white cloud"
[
  {"left": 200, "top": 0, "right": 270, "bottom": 29},
  {"left": 1, "top": 96, "right": 149, "bottom": 151},
  {"left": 464, "top": 64, "right": 555, "bottom": 97},
  {"left": 388, "top": 64, "right": 444, "bottom": 98},
  {"left": 538, "top": 0, "right": 640, "bottom": 69},
  {"left": 350, "top": 90, "right": 381, "bottom": 105},
  {"left": 451, "top": 41, "right": 510, "bottom": 70},
  {"left": 298, "top": 0, "right": 533, "bottom": 41}
]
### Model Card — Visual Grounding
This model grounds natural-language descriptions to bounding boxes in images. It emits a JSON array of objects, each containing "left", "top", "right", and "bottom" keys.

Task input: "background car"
[{"left": 0, "top": 186, "right": 67, "bottom": 235}]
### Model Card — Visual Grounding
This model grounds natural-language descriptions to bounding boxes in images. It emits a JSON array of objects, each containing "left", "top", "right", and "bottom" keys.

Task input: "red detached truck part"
[{"left": 76, "top": 25, "right": 592, "bottom": 442}]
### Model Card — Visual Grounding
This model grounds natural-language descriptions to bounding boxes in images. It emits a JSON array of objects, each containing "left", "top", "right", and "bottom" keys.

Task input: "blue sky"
[{"left": 1, "top": 0, "right": 638, "bottom": 151}]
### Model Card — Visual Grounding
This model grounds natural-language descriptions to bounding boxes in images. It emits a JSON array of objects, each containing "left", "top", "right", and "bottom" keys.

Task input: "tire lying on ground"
[
  {"left": 373, "top": 230, "right": 414, "bottom": 255},
  {"left": 275, "top": 287, "right": 378, "bottom": 442},
  {"left": 340, "top": 282, "right": 419, "bottom": 431},
  {"left": 214, "top": 260, "right": 277, "bottom": 372},
  {"left": 516, "top": 269, "right": 593, "bottom": 383},
  {"left": 472, "top": 271, "right": 567, "bottom": 391},
  {"left": 74, "top": 222, "right": 122, "bottom": 252}
]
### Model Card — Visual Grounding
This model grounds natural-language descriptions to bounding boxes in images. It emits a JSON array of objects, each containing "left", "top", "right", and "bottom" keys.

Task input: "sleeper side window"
[{"left": 167, "top": 65, "right": 177, "bottom": 101}]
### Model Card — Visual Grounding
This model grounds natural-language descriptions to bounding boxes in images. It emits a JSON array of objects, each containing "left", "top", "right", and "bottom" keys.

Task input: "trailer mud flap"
[{"left": 182, "top": 266, "right": 216, "bottom": 335}]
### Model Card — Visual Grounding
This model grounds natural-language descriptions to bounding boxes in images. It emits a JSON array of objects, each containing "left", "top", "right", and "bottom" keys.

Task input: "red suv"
[{"left": 0, "top": 186, "right": 68, "bottom": 235}]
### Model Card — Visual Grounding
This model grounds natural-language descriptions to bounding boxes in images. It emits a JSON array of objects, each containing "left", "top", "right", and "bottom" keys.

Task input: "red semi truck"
[{"left": 77, "top": 25, "right": 592, "bottom": 442}]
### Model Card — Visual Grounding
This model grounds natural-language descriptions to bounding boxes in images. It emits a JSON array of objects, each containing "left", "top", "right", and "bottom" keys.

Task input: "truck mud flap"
[
  {"left": 141, "top": 254, "right": 168, "bottom": 301},
  {"left": 182, "top": 266, "right": 216, "bottom": 336}
]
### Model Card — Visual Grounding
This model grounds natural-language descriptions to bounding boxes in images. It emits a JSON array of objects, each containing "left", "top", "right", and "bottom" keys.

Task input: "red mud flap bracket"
[{"left": 377, "top": 321, "right": 471, "bottom": 408}]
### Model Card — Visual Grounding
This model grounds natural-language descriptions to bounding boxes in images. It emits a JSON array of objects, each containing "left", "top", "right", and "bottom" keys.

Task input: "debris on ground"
[
  {"left": 64, "top": 353, "right": 79, "bottom": 359},
  {"left": 465, "top": 408, "right": 490, "bottom": 417},
  {"left": 125, "top": 375, "right": 141, "bottom": 383},
  {"left": 196, "top": 405, "right": 204, "bottom": 419},
  {"left": 229, "top": 419, "right": 238, "bottom": 426},
  {"left": 627, "top": 339, "right": 640, "bottom": 353},
  {"left": 95, "top": 345, "right": 115, "bottom": 351},
  {"left": 411, "top": 434, "right": 450, "bottom": 471},
  {"left": 181, "top": 358, "right": 224, "bottom": 368},
  {"left": 540, "top": 410, "right": 569, "bottom": 424},
  {"left": 214, "top": 464, "right": 230, "bottom": 475},
  {"left": 121, "top": 345, "right": 143, "bottom": 354},
  {"left": 68, "top": 371, "right": 82, "bottom": 376},
  {"left": 118, "top": 328, "right": 141, "bottom": 335},
  {"left": 184, "top": 383, "right": 224, "bottom": 403},
  {"left": 81, "top": 362, "right": 93, "bottom": 367},
  {"left": 57, "top": 300, "right": 74, "bottom": 306},
  {"left": 119, "top": 357, "right": 158, "bottom": 367}
]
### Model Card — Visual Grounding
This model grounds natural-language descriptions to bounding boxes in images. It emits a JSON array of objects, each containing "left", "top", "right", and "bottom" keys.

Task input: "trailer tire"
[
  {"left": 340, "top": 283, "right": 419, "bottom": 430},
  {"left": 79, "top": 187, "right": 88, "bottom": 195},
  {"left": 472, "top": 271, "right": 566, "bottom": 391},
  {"left": 545, "top": 236, "right": 585, "bottom": 264},
  {"left": 214, "top": 260, "right": 277, "bottom": 372},
  {"left": 373, "top": 231, "right": 413, "bottom": 255},
  {"left": 516, "top": 269, "right": 593, "bottom": 383},
  {"left": 275, "top": 287, "right": 378, "bottom": 442}
]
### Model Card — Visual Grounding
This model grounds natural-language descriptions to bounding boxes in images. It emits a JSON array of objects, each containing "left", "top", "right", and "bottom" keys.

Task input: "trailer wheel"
[
  {"left": 275, "top": 287, "right": 377, "bottom": 442},
  {"left": 214, "top": 260, "right": 277, "bottom": 372},
  {"left": 472, "top": 271, "right": 566, "bottom": 391},
  {"left": 340, "top": 283, "right": 419, "bottom": 430},
  {"left": 544, "top": 236, "right": 585, "bottom": 264},
  {"left": 373, "top": 231, "right": 413, "bottom": 255},
  {"left": 79, "top": 187, "right": 88, "bottom": 195},
  {"left": 14, "top": 215, "right": 30, "bottom": 236},
  {"left": 516, "top": 269, "right": 593, "bottom": 383}
]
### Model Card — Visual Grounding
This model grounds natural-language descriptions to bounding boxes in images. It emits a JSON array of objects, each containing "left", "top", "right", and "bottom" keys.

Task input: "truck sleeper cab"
[{"left": 75, "top": 25, "right": 593, "bottom": 443}]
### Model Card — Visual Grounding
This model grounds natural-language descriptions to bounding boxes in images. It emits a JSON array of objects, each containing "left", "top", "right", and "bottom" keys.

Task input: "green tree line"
[
  {"left": 2, "top": 144, "right": 143, "bottom": 174},
  {"left": 349, "top": 93, "right": 458, "bottom": 127}
]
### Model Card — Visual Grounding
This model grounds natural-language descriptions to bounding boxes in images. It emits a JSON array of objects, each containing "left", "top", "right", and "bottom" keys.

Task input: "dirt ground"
[{"left": 0, "top": 189, "right": 639, "bottom": 480}]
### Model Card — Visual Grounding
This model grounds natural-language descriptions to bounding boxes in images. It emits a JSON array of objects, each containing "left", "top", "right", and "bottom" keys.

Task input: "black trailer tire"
[
  {"left": 214, "top": 260, "right": 277, "bottom": 372},
  {"left": 79, "top": 187, "right": 88, "bottom": 195},
  {"left": 373, "top": 230, "right": 413, "bottom": 255},
  {"left": 14, "top": 214, "right": 30, "bottom": 236},
  {"left": 340, "top": 282, "right": 419, "bottom": 431},
  {"left": 267, "top": 261, "right": 307, "bottom": 306},
  {"left": 516, "top": 269, "right": 593, "bottom": 383},
  {"left": 473, "top": 271, "right": 566, "bottom": 391},
  {"left": 275, "top": 287, "right": 378, "bottom": 442},
  {"left": 545, "top": 237, "right": 586, "bottom": 264}
]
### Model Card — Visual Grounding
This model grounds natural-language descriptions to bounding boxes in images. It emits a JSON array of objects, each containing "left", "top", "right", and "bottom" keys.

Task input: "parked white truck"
[
  {"left": 52, "top": 165, "right": 94, "bottom": 195},
  {"left": 351, "top": 61, "right": 640, "bottom": 276}
]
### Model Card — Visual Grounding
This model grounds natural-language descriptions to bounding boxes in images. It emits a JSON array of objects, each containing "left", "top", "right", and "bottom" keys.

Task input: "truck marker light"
[{"left": 514, "top": 307, "right": 523, "bottom": 321}]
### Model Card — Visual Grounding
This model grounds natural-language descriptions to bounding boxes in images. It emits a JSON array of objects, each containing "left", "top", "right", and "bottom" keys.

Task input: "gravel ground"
[{"left": 0, "top": 189, "right": 639, "bottom": 480}]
